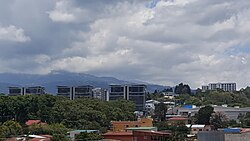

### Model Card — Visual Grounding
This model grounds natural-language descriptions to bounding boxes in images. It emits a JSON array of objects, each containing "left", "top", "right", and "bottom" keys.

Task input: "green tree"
[
  {"left": 75, "top": 132, "right": 102, "bottom": 141},
  {"left": 195, "top": 106, "right": 214, "bottom": 125},
  {"left": 174, "top": 83, "right": 191, "bottom": 95},
  {"left": 239, "top": 112, "right": 250, "bottom": 127},
  {"left": 1, "top": 120, "right": 22, "bottom": 137},
  {"left": 154, "top": 102, "right": 168, "bottom": 121},
  {"left": 210, "top": 112, "right": 229, "bottom": 129}
]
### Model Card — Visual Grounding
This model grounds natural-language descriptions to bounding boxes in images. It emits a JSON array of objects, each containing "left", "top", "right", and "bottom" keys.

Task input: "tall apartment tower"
[
  {"left": 109, "top": 84, "right": 146, "bottom": 111},
  {"left": 57, "top": 85, "right": 93, "bottom": 100}
]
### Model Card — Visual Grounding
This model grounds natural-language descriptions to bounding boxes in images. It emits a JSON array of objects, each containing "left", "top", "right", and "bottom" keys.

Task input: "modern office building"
[
  {"left": 109, "top": 84, "right": 147, "bottom": 111},
  {"left": 8, "top": 86, "right": 45, "bottom": 96},
  {"left": 74, "top": 85, "right": 93, "bottom": 99},
  {"left": 9, "top": 87, "right": 25, "bottom": 96},
  {"left": 202, "top": 83, "right": 236, "bottom": 92},
  {"left": 57, "top": 86, "right": 72, "bottom": 99},
  {"left": 57, "top": 85, "right": 93, "bottom": 100}
]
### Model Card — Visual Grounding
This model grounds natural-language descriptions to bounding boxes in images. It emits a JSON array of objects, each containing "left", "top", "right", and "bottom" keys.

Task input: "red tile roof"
[{"left": 25, "top": 120, "right": 46, "bottom": 126}]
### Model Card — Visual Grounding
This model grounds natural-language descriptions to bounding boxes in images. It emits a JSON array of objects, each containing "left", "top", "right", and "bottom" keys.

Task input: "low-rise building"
[
  {"left": 102, "top": 130, "right": 171, "bottom": 141},
  {"left": 178, "top": 105, "right": 250, "bottom": 120},
  {"left": 197, "top": 128, "right": 250, "bottom": 141},
  {"left": 111, "top": 118, "right": 153, "bottom": 132},
  {"left": 186, "top": 124, "right": 212, "bottom": 135}
]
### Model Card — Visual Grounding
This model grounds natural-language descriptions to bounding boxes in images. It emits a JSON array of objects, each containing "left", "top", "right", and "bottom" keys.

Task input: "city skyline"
[{"left": 0, "top": 0, "right": 250, "bottom": 89}]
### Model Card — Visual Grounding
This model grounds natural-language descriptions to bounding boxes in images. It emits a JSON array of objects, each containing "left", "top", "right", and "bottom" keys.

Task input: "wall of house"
[{"left": 225, "top": 132, "right": 250, "bottom": 141}]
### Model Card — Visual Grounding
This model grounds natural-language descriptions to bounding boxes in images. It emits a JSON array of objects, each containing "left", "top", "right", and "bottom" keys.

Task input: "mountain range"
[{"left": 0, "top": 71, "right": 169, "bottom": 94}]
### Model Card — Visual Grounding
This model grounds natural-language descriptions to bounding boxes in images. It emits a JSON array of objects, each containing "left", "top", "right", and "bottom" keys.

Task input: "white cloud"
[
  {"left": 47, "top": 0, "right": 89, "bottom": 23},
  {"left": 0, "top": 25, "right": 30, "bottom": 42},
  {"left": 47, "top": 0, "right": 250, "bottom": 89},
  {"left": 2, "top": 0, "right": 250, "bottom": 89}
]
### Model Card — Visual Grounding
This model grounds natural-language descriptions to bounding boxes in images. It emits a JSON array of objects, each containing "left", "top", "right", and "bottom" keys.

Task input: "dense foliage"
[
  {"left": 194, "top": 106, "right": 214, "bottom": 125},
  {"left": 154, "top": 121, "right": 190, "bottom": 141},
  {"left": 174, "top": 83, "right": 191, "bottom": 95},
  {"left": 0, "top": 94, "right": 135, "bottom": 132}
]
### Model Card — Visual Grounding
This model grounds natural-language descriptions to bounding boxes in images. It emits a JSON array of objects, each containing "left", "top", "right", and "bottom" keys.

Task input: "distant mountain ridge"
[{"left": 0, "top": 71, "right": 169, "bottom": 94}]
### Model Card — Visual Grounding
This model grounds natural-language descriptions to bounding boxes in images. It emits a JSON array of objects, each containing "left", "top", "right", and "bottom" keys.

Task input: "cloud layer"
[{"left": 1, "top": 0, "right": 250, "bottom": 89}]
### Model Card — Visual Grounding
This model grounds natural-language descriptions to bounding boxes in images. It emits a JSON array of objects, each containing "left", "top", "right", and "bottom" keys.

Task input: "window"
[{"left": 199, "top": 129, "right": 202, "bottom": 131}]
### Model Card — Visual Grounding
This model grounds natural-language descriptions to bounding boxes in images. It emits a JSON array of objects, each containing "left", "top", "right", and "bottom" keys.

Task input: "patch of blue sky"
[
  {"left": 224, "top": 44, "right": 250, "bottom": 56},
  {"left": 145, "top": 0, "right": 160, "bottom": 9}
]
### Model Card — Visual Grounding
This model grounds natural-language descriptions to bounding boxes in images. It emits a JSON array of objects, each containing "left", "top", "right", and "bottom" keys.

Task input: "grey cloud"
[{"left": 0, "top": 0, "right": 250, "bottom": 89}]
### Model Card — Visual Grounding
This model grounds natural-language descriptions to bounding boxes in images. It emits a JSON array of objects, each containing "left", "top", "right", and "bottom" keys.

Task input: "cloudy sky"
[{"left": 1, "top": 0, "right": 250, "bottom": 89}]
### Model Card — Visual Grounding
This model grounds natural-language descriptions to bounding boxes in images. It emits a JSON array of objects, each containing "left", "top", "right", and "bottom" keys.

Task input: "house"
[
  {"left": 132, "top": 130, "right": 171, "bottom": 141},
  {"left": 125, "top": 127, "right": 158, "bottom": 132},
  {"left": 111, "top": 118, "right": 153, "bottom": 132},
  {"left": 186, "top": 124, "right": 212, "bottom": 135},
  {"left": 25, "top": 120, "right": 46, "bottom": 126},
  {"left": 102, "top": 130, "right": 171, "bottom": 141},
  {"left": 102, "top": 131, "right": 133, "bottom": 141}
]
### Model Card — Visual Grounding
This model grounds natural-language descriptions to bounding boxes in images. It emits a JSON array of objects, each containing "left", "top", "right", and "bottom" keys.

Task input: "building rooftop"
[
  {"left": 103, "top": 131, "right": 133, "bottom": 136},
  {"left": 133, "top": 130, "right": 171, "bottom": 135},
  {"left": 126, "top": 127, "right": 157, "bottom": 130},
  {"left": 25, "top": 120, "right": 46, "bottom": 126}
]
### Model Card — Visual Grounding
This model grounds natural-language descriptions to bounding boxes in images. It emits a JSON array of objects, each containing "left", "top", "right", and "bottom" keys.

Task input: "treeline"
[
  {"left": 180, "top": 87, "right": 250, "bottom": 107},
  {"left": 0, "top": 95, "right": 136, "bottom": 131},
  {"left": 149, "top": 84, "right": 250, "bottom": 107}
]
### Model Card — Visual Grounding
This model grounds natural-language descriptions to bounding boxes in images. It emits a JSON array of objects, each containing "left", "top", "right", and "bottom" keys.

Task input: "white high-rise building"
[{"left": 202, "top": 83, "right": 236, "bottom": 92}]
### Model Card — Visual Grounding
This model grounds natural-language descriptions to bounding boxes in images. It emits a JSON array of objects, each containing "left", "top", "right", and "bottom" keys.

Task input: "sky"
[{"left": 0, "top": 0, "right": 250, "bottom": 89}]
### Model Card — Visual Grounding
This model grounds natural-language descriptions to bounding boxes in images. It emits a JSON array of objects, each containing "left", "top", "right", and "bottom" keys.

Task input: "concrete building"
[
  {"left": 111, "top": 118, "right": 153, "bottom": 132},
  {"left": 57, "top": 86, "right": 72, "bottom": 99},
  {"left": 92, "top": 88, "right": 108, "bottom": 100},
  {"left": 109, "top": 84, "right": 147, "bottom": 111},
  {"left": 202, "top": 83, "right": 236, "bottom": 92},
  {"left": 74, "top": 85, "right": 93, "bottom": 99},
  {"left": 178, "top": 105, "right": 250, "bottom": 121},
  {"left": 197, "top": 129, "right": 250, "bottom": 141},
  {"left": 9, "top": 86, "right": 45, "bottom": 96},
  {"left": 57, "top": 85, "right": 93, "bottom": 100},
  {"left": 186, "top": 124, "right": 212, "bottom": 135},
  {"left": 201, "top": 85, "right": 209, "bottom": 92}
]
